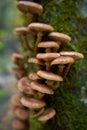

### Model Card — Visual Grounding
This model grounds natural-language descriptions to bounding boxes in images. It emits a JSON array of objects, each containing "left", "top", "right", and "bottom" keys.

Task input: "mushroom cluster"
[{"left": 10, "top": 0, "right": 84, "bottom": 130}]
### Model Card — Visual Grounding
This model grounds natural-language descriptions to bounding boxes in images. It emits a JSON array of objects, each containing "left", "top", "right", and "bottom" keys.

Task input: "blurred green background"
[{"left": 0, "top": 0, "right": 87, "bottom": 130}]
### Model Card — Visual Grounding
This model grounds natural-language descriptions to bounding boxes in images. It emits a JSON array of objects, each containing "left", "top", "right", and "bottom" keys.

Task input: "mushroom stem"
[
  {"left": 58, "top": 64, "right": 65, "bottom": 75},
  {"left": 21, "top": 35, "right": 33, "bottom": 51},
  {"left": 35, "top": 32, "right": 43, "bottom": 52},
  {"left": 26, "top": 12, "right": 34, "bottom": 24},
  {"left": 63, "top": 63, "right": 72, "bottom": 79}
]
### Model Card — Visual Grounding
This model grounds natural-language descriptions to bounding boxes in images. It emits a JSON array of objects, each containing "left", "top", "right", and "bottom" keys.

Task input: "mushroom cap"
[
  {"left": 28, "top": 58, "right": 44, "bottom": 65},
  {"left": 37, "top": 70, "right": 63, "bottom": 81},
  {"left": 36, "top": 53, "right": 60, "bottom": 61},
  {"left": 30, "top": 81, "right": 54, "bottom": 94},
  {"left": 14, "top": 27, "right": 28, "bottom": 35},
  {"left": 28, "top": 23, "right": 54, "bottom": 34},
  {"left": 10, "top": 93, "right": 23, "bottom": 107},
  {"left": 38, "top": 41, "right": 59, "bottom": 48},
  {"left": 17, "top": 77, "right": 36, "bottom": 95},
  {"left": 11, "top": 53, "right": 25, "bottom": 60},
  {"left": 51, "top": 56, "right": 74, "bottom": 65},
  {"left": 38, "top": 108, "right": 56, "bottom": 122},
  {"left": 48, "top": 32, "right": 71, "bottom": 42},
  {"left": 29, "top": 73, "right": 42, "bottom": 80},
  {"left": 17, "top": 1, "right": 43, "bottom": 14},
  {"left": 15, "top": 107, "right": 29, "bottom": 120},
  {"left": 60, "top": 51, "right": 84, "bottom": 59},
  {"left": 12, "top": 119, "right": 27, "bottom": 130},
  {"left": 21, "top": 96, "right": 46, "bottom": 109},
  {"left": 9, "top": 67, "right": 25, "bottom": 78}
]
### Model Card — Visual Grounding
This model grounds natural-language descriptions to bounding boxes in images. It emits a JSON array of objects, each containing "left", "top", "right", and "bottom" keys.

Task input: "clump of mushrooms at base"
[{"left": 9, "top": 0, "right": 84, "bottom": 130}]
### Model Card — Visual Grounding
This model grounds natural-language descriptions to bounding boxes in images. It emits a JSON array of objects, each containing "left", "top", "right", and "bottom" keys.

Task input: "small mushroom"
[
  {"left": 15, "top": 27, "right": 33, "bottom": 51},
  {"left": 48, "top": 32, "right": 71, "bottom": 49},
  {"left": 15, "top": 107, "right": 29, "bottom": 120},
  {"left": 12, "top": 119, "right": 27, "bottom": 130},
  {"left": 30, "top": 81, "right": 54, "bottom": 94},
  {"left": 28, "top": 23, "right": 54, "bottom": 51},
  {"left": 11, "top": 53, "right": 25, "bottom": 67},
  {"left": 29, "top": 73, "right": 42, "bottom": 80},
  {"left": 21, "top": 96, "right": 46, "bottom": 109},
  {"left": 10, "top": 93, "right": 23, "bottom": 107},
  {"left": 17, "top": 77, "right": 36, "bottom": 95},
  {"left": 36, "top": 53, "right": 60, "bottom": 61},
  {"left": 37, "top": 70, "right": 63, "bottom": 81},
  {"left": 51, "top": 56, "right": 74, "bottom": 75},
  {"left": 9, "top": 67, "right": 25, "bottom": 79},
  {"left": 38, "top": 108, "right": 56, "bottom": 122},
  {"left": 17, "top": 1, "right": 43, "bottom": 23},
  {"left": 38, "top": 41, "right": 59, "bottom": 52},
  {"left": 60, "top": 51, "right": 84, "bottom": 78}
]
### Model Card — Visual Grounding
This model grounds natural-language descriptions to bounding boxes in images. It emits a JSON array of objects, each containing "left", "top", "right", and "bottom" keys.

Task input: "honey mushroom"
[
  {"left": 48, "top": 32, "right": 71, "bottom": 50},
  {"left": 20, "top": 96, "right": 46, "bottom": 109},
  {"left": 60, "top": 51, "right": 84, "bottom": 78},
  {"left": 28, "top": 23, "right": 54, "bottom": 52},
  {"left": 17, "top": 1, "right": 43, "bottom": 23},
  {"left": 9, "top": 67, "right": 25, "bottom": 79},
  {"left": 51, "top": 56, "right": 74, "bottom": 76},
  {"left": 17, "top": 77, "right": 36, "bottom": 95},
  {"left": 15, "top": 27, "right": 33, "bottom": 51},
  {"left": 11, "top": 53, "right": 25, "bottom": 68},
  {"left": 12, "top": 118, "right": 28, "bottom": 130}
]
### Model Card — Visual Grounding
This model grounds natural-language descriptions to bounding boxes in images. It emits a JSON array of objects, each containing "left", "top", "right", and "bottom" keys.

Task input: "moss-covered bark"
[{"left": 22, "top": 0, "right": 87, "bottom": 130}]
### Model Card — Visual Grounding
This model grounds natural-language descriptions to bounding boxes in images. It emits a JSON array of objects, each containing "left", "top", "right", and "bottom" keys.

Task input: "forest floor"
[{"left": 0, "top": 75, "right": 17, "bottom": 130}]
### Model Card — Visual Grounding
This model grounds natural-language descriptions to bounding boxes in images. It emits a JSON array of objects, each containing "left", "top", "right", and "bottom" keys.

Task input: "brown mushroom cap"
[
  {"left": 38, "top": 41, "right": 59, "bottom": 49},
  {"left": 12, "top": 119, "right": 27, "bottom": 130},
  {"left": 48, "top": 32, "right": 71, "bottom": 42},
  {"left": 15, "top": 107, "right": 29, "bottom": 120},
  {"left": 37, "top": 70, "right": 63, "bottom": 81},
  {"left": 28, "top": 23, "right": 54, "bottom": 34},
  {"left": 60, "top": 51, "right": 84, "bottom": 59},
  {"left": 14, "top": 27, "right": 28, "bottom": 35},
  {"left": 17, "top": 1, "right": 43, "bottom": 14},
  {"left": 36, "top": 53, "right": 60, "bottom": 61},
  {"left": 21, "top": 96, "right": 46, "bottom": 109},
  {"left": 38, "top": 108, "right": 56, "bottom": 122},
  {"left": 51, "top": 56, "right": 74, "bottom": 65},
  {"left": 11, "top": 53, "right": 25, "bottom": 60},
  {"left": 17, "top": 77, "right": 36, "bottom": 95},
  {"left": 29, "top": 73, "right": 42, "bottom": 80},
  {"left": 9, "top": 67, "right": 25, "bottom": 78},
  {"left": 30, "top": 81, "right": 54, "bottom": 94},
  {"left": 10, "top": 93, "right": 23, "bottom": 107},
  {"left": 28, "top": 58, "right": 44, "bottom": 65}
]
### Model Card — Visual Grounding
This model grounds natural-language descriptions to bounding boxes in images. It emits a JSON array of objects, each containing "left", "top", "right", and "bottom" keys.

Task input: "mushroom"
[
  {"left": 28, "top": 73, "right": 42, "bottom": 80},
  {"left": 11, "top": 53, "right": 25, "bottom": 67},
  {"left": 15, "top": 27, "right": 33, "bottom": 51},
  {"left": 48, "top": 32, "right": 71, "bottom": 49},
  {"left": 37, "top": 70, "right": 63, "bottom": 81},
  {"left": 17, "top": 77, "right": 36, "bottom": 95},
  {"left": 38, "top": 108, "right": 56, "bottom": 122},
  {"left": 60, "top": 51, "right": 84, "bottom": 78},
  {"left": 28, "top": 23, "right": 54, "bottom": 51},
  {"left": 21, "top": 96, "right": 46, "bottom": 109},
  {"left": 30, "top": 81, "right": 54, "bottom": 94},
  {"left": 51, "top": 56, "right": 74, "bottom": 75},
  {"left": 37, "top": 41, "right": 60, "bottom": 71},
  {"left": 17, "top": 1, "right": 43, "bottom": 23},
  {"left": 12, "top": 118, "right": 27, "bottom": 130},
  {"left": 36, "top": 53, "right": 60, "bottom": 62},
  {"left": 28, "top": 57, "right": 44, "bottom": 70},
  {"left": 10, "top": 93, "right": 23, "bottom": 107},
  {"left": 9, "top": 67, "right": 25, "bottom": 79},
  {"left": 14, "top": 107, "right": 29, "bottom": 120}
]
